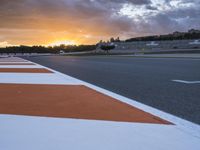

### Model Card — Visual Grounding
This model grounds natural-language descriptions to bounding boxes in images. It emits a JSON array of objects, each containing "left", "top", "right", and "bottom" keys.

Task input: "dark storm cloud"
[
  {"left": 97, "top": 0, "right": 151, "bottom": 5},
  {"left": 0, "top": 0, "right": 135, "bottom": 37},
  {"left": 0, "top": 0, "right": 199, "bottom": 46},
  {"left": 143, "top": 0, "right": 200, "bottom": 34}
]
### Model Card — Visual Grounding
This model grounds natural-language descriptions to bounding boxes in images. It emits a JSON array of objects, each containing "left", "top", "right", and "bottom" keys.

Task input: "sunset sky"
[{"left": 0, "top": 0, "right": 199, "bottom": 47}]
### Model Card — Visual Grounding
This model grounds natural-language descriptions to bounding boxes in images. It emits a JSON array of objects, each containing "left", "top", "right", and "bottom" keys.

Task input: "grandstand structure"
[{"left": 96, "top": 39, "right": 200, "bottom": 54}]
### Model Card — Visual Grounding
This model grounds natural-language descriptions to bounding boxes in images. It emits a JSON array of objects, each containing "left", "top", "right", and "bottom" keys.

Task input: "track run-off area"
[
  {"left": 0, "top": 56, "right": 200, "bottom": 150},
  {"left": 25, "top": 55, "right": 200, "bottom": 124}
]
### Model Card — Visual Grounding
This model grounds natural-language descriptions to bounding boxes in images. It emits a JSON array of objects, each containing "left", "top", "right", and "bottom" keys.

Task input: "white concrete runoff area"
[{"left": 1, "top": 114, "right": 200, "bottom": 150}]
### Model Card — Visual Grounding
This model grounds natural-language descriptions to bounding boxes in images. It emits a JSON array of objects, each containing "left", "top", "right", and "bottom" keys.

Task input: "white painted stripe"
[
  {"left": 0, "top": 57, "right": 81, "bottom": 85},
  {"left": 0, "top": 58, "right": 27, "bottom": 62},
  {"left": 0, "top": 62, "right": 33, "bottom": 64},
  {"left": 0, "top": 114, "right": 200, "bottom": 150},
  {"left": 0, "top": 65, "right": 43, "bottom": 68},
  {"left": 172, "top": 80, "right": 200, "bottom": 84},
  {"left": 0, "top": 73, "right": 81, "bottom": 85}
]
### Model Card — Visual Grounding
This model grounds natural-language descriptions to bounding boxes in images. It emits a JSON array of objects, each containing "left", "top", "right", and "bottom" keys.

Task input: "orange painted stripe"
[
  {"left": 0, "top": 63, "right": 35, "bottom": 65},
  {"left": 0, "top": 84, "right": 171, "bottom": 124},
  {"left": 0, "top": 68, "right": 53, "bottom": 73}
]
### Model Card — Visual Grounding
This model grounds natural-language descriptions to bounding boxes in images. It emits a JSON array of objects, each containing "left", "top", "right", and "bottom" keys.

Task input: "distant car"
[
  {"left": 189, "top": 40, "right": 200, "bottom": 45},
  {"left": 59, "top": 50, "right": 65, "bottom": 54},
  {"left": 146, "top": 41, "right": 159, "bottom": 46}
]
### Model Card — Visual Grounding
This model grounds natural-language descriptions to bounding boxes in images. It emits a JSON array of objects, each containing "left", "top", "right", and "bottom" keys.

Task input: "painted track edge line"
[{"left": 20, "top": 57, "right": 200, "bottom": 138}]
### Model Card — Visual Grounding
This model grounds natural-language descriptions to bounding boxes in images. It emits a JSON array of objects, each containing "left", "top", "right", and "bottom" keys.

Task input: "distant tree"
[
  {"left": 99, "top": 40, "right": 103, "bottom": 44},
  {"left": 110, "top": 37, "right": 115, "bottom": 43},
  {"left": 60, "top": 44, "right": 66, "bottom": 50},
  {"left": 115, "top": 37, "right": 120, "bottom": 42}
]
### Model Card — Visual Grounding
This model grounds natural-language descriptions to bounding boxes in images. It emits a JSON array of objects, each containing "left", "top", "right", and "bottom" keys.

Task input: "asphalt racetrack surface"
[{"left": 24, "top": 56, "right": 200, "bottom": 124}]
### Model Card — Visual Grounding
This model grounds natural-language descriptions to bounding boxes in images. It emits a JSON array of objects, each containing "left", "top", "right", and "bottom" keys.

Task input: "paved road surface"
[{"left": 24, "top": 56, "right": 200, "bottom": 124}]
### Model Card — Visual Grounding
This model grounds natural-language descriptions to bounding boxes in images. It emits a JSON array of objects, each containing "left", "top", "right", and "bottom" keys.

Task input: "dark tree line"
[
  {"left": 54, "top": 44, "right": 96, "bottom": 52},
  {"left": 0, "top": 46, "right": 54, "bottom": 54},
  {"left": 125, "top": 29, "right": 200, "bottom": 42},
  {"left": 0, "top": 45, "right": 96, "bottom": 54}
]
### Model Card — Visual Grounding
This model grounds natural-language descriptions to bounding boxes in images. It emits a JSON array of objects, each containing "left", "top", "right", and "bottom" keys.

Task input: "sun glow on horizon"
[{"left": 48, "top": 40, "right": 77, "bottom": 47}]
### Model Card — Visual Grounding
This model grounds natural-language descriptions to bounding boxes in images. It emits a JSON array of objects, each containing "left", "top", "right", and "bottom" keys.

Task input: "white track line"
[
  {"left": 0, "top": 65, "right": 43, "bottom": 68},
  {"left": 172, "top": 80, "right": 200, "bottom": 84}
]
